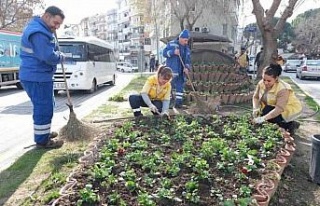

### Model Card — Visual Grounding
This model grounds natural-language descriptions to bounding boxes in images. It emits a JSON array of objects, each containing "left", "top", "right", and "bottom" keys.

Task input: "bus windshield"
[{"left": 59, "top": 43, "right": 86, "bottom": 61}]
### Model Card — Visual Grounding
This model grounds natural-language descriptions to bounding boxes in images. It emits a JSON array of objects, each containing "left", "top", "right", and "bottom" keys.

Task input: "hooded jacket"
[
  {"left": 19, "top": 16, "right": 63, "bottom": 82},
  {"left": 163, "top": 39, "right": 191, "bottom": 77}
]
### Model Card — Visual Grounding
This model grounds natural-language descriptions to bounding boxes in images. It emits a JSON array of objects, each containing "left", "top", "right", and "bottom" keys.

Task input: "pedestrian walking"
[
  {"left": 129, "top": 65, "right": 173, "bottom": 117},
  {"left": 149, "top": 54, "right": 155, "bottom": 72},
  {"left": 163, "top": 29, "right": 191, "bottom": 108},
  {"left": 19, "top": 6, "right": 65, "bottom": 148},
  {"left": 255, "top": 47, "right": 263, "bottom": 69}
]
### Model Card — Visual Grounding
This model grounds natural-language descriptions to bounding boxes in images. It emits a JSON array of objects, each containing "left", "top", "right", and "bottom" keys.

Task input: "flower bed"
[{"left": 52, "top": 114, "right": 294, "bottom": 206}]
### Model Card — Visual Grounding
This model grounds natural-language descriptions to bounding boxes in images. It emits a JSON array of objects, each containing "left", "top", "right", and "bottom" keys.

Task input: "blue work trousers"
[
  {"left": 21, "top": 80, "right": 54, "bottom": 145},
  {"left": 171, "top": 75, "right": 185, "bottom": 106}
]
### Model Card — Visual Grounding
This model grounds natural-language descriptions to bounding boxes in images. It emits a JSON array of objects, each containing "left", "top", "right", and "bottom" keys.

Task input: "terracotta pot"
[
  {"left": 265, "top": 159, "right": 282, "bottom": 173},
  {"left": 221, "top": 94, "right": 229, "bottom": 105},
  {"left": 193, "top": 73, "right": 201, "bottom": 81},
  {"left": 193, "top": 65, "right": 200, "bottom": 72},
  {"left": 252, "top": 191, "right": 270, "bottom": 206},
  {"left": 275, "top": 153, "right": 288, "bottom": 168},
  {"left": 214, "top": 72, "right": 222, "bottom": 82},
  {"left": 199, "top": 65, "right": 206, "bottom": 72},
  {"left": 256, "top": 178, "right": 276, "bottom": 196},
  {"left": 201, "top": 72, "right": 209, "bottom": 82},
  {"left": 228, "top": 94, "right": 236, "bottom": 104},
  {"left": 209, "top": 73, "right": 216, "bottom": 82},
  {"left": 285, "top": 142, "right": 296, "bottom": 154},
  {"left": 219, "top": 73, "right": 228, "bottom": 82}
]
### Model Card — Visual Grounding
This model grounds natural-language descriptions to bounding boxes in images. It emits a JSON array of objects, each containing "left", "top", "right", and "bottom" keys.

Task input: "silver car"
[
  {"left": 296, "top": 59, "right": 320, "bottom": 80},
  {"left": 282, "top": 59, "right": 301, "bottom": 72}
]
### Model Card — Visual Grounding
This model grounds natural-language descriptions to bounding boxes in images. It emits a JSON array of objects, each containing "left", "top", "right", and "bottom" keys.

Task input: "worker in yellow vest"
[{"left": 236, "top": 47, "right": 249, "bottom": 73}]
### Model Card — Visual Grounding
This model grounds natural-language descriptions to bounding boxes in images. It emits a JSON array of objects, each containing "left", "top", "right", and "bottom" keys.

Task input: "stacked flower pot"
[{"left": 185, "top": 64, "right": 254, "bottom": 106}]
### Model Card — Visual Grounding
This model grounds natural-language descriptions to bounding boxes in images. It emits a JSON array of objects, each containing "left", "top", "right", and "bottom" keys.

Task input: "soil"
[
  {"left": 3, "top": 90, "right": 320, "bottom": 206},
  {"left": 216, "top": 97, "right": 320, "bottom": 205},
  {"left": 53, "top": 114, "right": 287, "bottom": 206}
]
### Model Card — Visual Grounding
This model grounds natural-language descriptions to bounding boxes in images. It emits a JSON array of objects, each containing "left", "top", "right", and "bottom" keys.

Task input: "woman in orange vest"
[{"left": 129, "top": 65, "right": 173, "bottom": 117}]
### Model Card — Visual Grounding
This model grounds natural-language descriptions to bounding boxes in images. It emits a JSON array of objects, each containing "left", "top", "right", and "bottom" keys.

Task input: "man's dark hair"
[{"left": 45, "top": 6, "right": 65, "bottom": 20}]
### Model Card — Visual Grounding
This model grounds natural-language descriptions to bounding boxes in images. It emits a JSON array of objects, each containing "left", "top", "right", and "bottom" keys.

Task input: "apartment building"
[
  {"left": 66, "top": 0, "right": 240, "bottom": 65},
  {"left": 147, "top": 0, "right": 240, "bottom": 59}
]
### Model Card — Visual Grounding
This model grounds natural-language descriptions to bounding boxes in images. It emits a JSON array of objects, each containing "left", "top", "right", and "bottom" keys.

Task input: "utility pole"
[{"left": 152, "top": 0, "right": 160, "bottom": 62}]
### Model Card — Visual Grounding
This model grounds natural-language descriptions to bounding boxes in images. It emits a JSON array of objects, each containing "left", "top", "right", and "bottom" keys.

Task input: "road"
[
  {"left": 0, "top": 73, "right": 135, "bottom": 172},
  {"left": 282, "top": 71, "right": 320, "bottom": 106}
]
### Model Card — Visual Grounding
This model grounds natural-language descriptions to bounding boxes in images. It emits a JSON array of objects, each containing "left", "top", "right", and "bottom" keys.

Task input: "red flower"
[
  {"left": 241, "top": 167, "right": 249, "bottom": 175},
  {"left": 117, "top": 148, "right": 125, "bottom": 155}
]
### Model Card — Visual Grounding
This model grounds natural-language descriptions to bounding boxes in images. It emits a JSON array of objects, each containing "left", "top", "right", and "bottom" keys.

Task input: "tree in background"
[
  {"left": 251, "top": 0, "right": 306, "bottom": 79},
  {"left": 243, "top": 18, "right": 295, "bottom": 51},
  {"left": 292, "top": 8, "right": 320, "bottom": 57},
  {"left": 0, "top": 0, "right": 43, "bottom": 32},
  {"left": 168, "top": 0, "right": 224, "bottom": 31}
]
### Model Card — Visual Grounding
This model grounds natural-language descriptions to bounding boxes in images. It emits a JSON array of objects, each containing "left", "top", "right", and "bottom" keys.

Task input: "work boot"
[
  {"left": 36, "top": 139, "right": 64, "bottom": 149},
  {"left": 288, "top": 121, "right": 300, "bottom": 135},
  {"left": 49, "top": 131, "right": 58, "bottom": 139}
]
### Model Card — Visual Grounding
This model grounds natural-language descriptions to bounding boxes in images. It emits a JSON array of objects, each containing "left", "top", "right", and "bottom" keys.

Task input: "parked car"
[
  {"left": 282, "top": 59, "right": 301, "bottom": 72},
  {"left": 296, "top": 59, "right": 320, "bottom": 80},
  {"left": 116, "top": 62, "right": 138, "bottom": 73}
]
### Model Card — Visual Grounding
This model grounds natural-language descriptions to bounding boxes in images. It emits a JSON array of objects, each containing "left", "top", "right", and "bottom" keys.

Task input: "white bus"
[{"left": 54, "top": 36, "right": 117, "bottom": 93}]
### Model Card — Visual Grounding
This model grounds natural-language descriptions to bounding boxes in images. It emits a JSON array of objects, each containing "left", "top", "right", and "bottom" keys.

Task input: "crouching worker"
[
  {"left": 129, "top": 65, "right": 173, "bottom": 117},
  {"left": 252, "top": 64, "right": 302, "bottom": 135}
]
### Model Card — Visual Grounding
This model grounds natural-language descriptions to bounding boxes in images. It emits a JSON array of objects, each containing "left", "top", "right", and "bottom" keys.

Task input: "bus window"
[
  {"left": 88, "top": 44, "right": 114, "bottom": 62},
  {"left": 59, "top": 43, "right": 85, "bottom": 61}
]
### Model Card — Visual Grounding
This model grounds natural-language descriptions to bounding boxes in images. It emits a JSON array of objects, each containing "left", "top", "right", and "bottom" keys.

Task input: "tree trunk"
[{"left": 257, "top": 31, "right": 277, "bottom": 79}]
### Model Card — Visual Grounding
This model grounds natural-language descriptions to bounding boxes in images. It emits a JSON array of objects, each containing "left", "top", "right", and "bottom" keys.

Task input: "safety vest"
[
  {"left": 238, "top": 53, "right": 248, "bottom": 67},
  {"left": 257, "top": 79, "right": 302, "bottom": 122},
  {"left": 141, "top": 75, "right": 171, "bottom": 101}
]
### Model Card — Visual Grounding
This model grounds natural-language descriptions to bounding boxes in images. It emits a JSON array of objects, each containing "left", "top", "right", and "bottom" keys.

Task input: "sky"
[
  {"left": 36, "top": 0, "right": 117, "bottom": 24},
  {"left": 242, "top": 0, "right": 320, "bottom": 26},
  {"left": 37, "top": 0, "right": 319, "bottom": 27}
]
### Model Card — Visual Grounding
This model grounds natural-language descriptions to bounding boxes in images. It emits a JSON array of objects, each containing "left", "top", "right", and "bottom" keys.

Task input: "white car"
[
  {"left": 296, "top": 59, "right": 320, "bottom": 80},
  {"left": 116, "top": 62, "right": 138, "bottom": 73},
  {"left": 282, "top": 59, "right": 301, "bottom": 72}
]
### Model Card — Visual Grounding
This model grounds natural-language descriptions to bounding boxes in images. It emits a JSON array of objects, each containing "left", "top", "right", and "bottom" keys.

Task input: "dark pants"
[
  {"left": 21, "top": 80, "right": 54, "bottom": 145},
  {"left": 150, "top": 65, "right": 155, "bottom": 72},
  {"left": 262, "top": 105, "right": 293, "bottom": 130},
  {"left": 129, "top": 94, "right": 162, "bottom": 117}
]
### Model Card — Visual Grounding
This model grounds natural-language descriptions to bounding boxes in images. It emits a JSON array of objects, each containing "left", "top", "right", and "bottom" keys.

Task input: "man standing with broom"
[
  {"left": 163, "top": 29, "right": 191, "bottom": 109},
  {"left": 19, "top": 6, "right": 65, "bottom": 148}
]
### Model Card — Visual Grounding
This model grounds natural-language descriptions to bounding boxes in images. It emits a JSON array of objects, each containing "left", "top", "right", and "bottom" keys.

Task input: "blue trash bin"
[{"left": 309, "top": 134, "right": 320, "bottom": 184}]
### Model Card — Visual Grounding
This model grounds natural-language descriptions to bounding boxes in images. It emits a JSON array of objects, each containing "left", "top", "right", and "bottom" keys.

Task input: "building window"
[{"left": 145, "top": 38, "right": 151, "bottom": 45}]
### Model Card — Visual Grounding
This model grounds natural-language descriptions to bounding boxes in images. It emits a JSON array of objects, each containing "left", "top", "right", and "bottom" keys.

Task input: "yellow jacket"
[
  {"left": 237, "top": 53, "right": 248, "bottom": 67},
  {"left": 256, "top": 79, "right": 302, "bottom": 122},
  {"left": 141, "top": 75, "right": 171, "bottom": 101}
]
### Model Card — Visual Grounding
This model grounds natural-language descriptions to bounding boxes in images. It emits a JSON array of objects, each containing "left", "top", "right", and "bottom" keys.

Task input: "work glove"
[
  {"left": 59, "top": 52, "right": 66, "bottom": 62},
  {"left": 252, "top": 108, "right": 260, "bottom": 118},
  {"left": 160, "top": 111, "right": 169, "bottom": 117},
  {"left": 253, "top": 116, "right": 265, "bottom": 124},
  {"left": 149, "top": 104, "right": 159, "bottom": 114}
]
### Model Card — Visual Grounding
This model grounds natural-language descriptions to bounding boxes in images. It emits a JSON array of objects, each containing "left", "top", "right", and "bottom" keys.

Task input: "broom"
[
  {"left": 178, "top": 54, "right": 219, "bottom": 114},
  {"left": 54, "top": 32, "right": 97, "bottom": 141}
]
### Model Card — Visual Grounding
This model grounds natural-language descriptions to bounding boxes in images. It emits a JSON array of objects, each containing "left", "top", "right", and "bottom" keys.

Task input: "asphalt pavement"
[{"left": 0, "top": 73, "right": 135, "bottom": 172}]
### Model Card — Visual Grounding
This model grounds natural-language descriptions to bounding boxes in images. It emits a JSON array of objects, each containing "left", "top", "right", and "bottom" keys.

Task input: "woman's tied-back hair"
[
  {"left": 157, "top": 65, "right": 173, "bottom": 80},
  {"left": 264, "top": 63, "right": 282, "bottom": 78}
]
